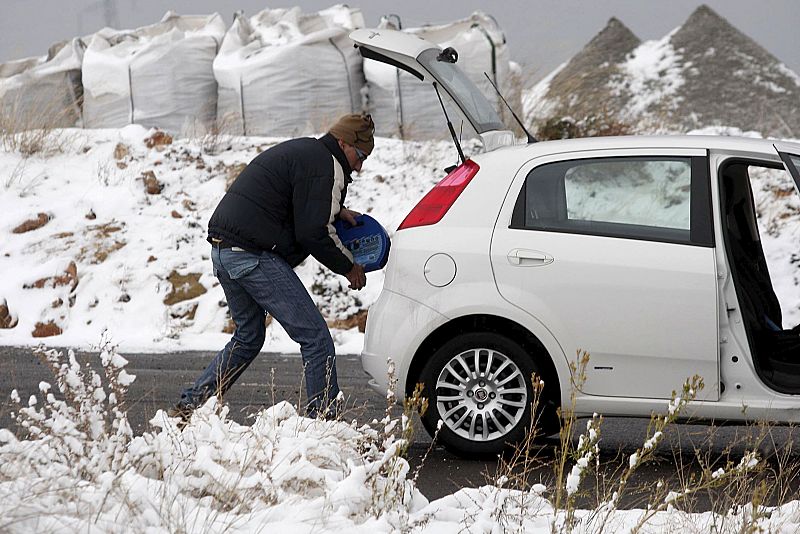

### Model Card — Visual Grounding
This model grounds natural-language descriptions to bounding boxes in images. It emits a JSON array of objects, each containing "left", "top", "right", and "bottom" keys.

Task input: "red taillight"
[{"left": 397, "top": 160, "right": 480, "bottom": 231}]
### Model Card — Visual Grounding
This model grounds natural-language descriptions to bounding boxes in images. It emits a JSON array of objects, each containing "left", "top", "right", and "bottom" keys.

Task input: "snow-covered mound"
[
  {"left": 0, "top": 125, "right": 459, "bottom": 352},
  {"left": 524, "top": 5, "right": 800, "bottom": 138},
  {"left": 1, "top": 345, "right": 800, "bottom": 532}
]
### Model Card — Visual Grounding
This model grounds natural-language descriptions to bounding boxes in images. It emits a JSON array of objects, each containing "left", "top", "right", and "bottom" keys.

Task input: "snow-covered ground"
[
  {"left": 1, "top": 126, "right": 800, "bottom": 532},
  {"left": 0, "top": 126, "right": 461, "bottom": 353},
  {"left": 1, "top": 344, "right": 799, "bottom": 533}
]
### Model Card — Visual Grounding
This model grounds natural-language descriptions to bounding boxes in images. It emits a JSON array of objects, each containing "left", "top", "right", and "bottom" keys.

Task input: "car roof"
[{"left": 492, "top": 134, "right": 800, "bottom": 159}]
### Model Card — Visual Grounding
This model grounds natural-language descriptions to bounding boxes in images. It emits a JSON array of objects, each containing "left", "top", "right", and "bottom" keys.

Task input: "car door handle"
[{"left": 507, "top": 249, "right": 553, "bottom": 266}]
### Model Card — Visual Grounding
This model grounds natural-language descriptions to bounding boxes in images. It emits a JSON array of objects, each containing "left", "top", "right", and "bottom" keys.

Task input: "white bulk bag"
[
  {"left": 364, "top": 12, "right": 515, "bottom": 139},
  {"left": 214, "top": 5, "right": 365, "bottom": 137},
  {"left": 0, "top": 39, "right": 84, "bottom": 129},
  {"left": 82, "top": 12, "right": 225, "bottom": 134}
]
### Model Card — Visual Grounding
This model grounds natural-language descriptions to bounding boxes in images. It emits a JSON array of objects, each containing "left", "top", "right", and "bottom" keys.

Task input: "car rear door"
[
  {"left": 775, "top": 143, "right": 800, "bottom": 194},
  {"left": 490, "top": 149, "right": 720, "bottom": 401}
]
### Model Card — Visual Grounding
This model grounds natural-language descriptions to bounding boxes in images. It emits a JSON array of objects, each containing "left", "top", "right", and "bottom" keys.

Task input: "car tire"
[{"left": 418, "top": 332, "right": 557, "bottom": 457}]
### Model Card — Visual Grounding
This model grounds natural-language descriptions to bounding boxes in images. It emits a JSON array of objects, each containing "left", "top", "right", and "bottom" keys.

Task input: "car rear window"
[{"left": 512, "top": 156, "right": 711, "bottom": 245}]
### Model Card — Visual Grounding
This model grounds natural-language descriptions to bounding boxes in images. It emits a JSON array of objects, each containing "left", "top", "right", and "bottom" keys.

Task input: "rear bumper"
[{"left": 361, "top": 288, "right": 448, "bottom": 399}]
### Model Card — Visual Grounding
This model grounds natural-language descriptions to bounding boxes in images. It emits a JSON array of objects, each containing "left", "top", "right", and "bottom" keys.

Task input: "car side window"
[{"left": 512, "top": 156, "right": 712, "bottom": 246}]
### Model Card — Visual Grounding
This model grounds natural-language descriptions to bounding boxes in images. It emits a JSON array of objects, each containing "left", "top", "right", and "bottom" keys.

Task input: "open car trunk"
[{"left": 350, "top": 28, "right": 515, "bottom": 152}]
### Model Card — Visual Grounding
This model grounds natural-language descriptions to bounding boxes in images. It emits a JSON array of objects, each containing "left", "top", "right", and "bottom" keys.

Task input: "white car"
[{"left": 351, "top": 29, "right": 800, "bottom": 456}]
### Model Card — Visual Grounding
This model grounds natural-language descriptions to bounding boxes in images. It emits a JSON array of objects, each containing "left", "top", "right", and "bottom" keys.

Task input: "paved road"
[{"left": 2, "top": 346, "right": 799, "bottom": 509}]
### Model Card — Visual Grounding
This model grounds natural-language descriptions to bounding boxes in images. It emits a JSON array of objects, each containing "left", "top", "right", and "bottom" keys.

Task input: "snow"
[
  {"left": 614, "top": 28, "right": 686, "bottom": 118},
  {"left": 0, "top": 126, "right": 454, "bottom": 352},
  {"left": 522, "top": 60, "right": 567, "bottom": 126},
  {"left": 2, "top": 353, "right": 797, "bottom": 533},
  {"left": 0, "top": 120, "right": 799, "bottom": 531},
  {"left": 777, "top": 63, "right": 800, "bottom": 88}
]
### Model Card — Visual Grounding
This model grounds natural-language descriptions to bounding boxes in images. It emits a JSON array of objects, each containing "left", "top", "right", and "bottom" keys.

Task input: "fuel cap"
[{"left": 424, "top": 253, "right": 456, "bottom": 287}]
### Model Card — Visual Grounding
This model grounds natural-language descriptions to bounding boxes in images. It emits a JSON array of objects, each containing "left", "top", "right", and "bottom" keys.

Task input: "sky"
[{"left": 1, "top": 0, "right": 798, "bottom": 83}]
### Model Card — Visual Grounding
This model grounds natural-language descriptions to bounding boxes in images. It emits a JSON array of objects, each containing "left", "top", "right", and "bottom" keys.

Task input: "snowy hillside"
[{"left": 0, "top": 126, "right": 463, "bottom": 352}]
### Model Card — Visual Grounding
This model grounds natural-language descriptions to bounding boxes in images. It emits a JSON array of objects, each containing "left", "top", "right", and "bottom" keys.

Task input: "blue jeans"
[{"left": 180, "top": 246, "right": 339, "bottom": 416}]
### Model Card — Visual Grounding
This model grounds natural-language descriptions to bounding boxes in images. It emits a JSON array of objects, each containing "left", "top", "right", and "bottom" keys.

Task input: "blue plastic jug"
[{"left": 334, "top": 214, "right": 391, "bottom": 272}]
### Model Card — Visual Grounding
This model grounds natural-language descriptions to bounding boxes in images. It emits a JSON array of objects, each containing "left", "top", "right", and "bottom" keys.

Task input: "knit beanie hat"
[{"left": 328, "top": 114, "right": 375, "bottom": 155}]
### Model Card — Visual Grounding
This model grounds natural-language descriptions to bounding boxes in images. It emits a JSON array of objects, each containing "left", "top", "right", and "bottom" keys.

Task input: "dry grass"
[
  {"left": 0, "top": 96, "right": 75, "bottom": 157},
  {"left": 474, "top": 350, "right": 795, "bottom": 532}
]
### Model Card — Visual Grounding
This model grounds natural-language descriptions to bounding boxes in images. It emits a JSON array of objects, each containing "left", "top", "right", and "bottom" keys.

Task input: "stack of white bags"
[
  {"left": 81, "top": 12, "right": 225, "bottom": 133},
  {"left": 0, "top": 38, "right": 84, "bottom": 129},
  {"left": 214, "top": 5, "right": 365, "bottom": 137},
  {"left": 0, "top": 5, "right": 518, "bottom": 139}
]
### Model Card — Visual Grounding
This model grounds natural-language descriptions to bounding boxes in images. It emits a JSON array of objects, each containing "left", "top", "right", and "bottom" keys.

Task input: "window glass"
[
  {"left": 417, "top": 48, "right": 506, "bottom": 133},
  {"left": 522, "top": 157, "right": 693, "bottom": 243},
  {"left": 791, "top": 155, "right": 800, "bottom": 169},
  {"left": 790, "top": 155, "right": 800, "bottom": 188},
  {"left": 747, "top": 164, "right": 800, "bottom": 327}
]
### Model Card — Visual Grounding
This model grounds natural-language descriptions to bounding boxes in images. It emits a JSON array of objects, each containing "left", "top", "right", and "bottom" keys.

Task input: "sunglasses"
[{"left": 354, "top": 146, "right": 369, "bottom": 162}]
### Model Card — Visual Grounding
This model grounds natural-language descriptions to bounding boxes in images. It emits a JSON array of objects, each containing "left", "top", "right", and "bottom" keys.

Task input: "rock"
[
  {"left": 170, "top": 302, "right": 198, "bottom": 320},
  {"left": 118, "top": 293, "right": 131, "bottom": 303},
  {"left": 171, "top": 210, "right": 183, "bottom": 218},
  {"left": 223, "top": 317, "right": 236, "bottom": 334},
  {"left": 25, "top": 261, "right": 78, "bottom": 292},
  {"left": 144, "top": 130, "right": 173, "bottom": 150},
  {"left": 12, "top": 213, "right": 51, "bottom": 234},
  {"left": 79, "top": 222, "right": 126, "bottom": 264},
  {"left": 0, "top": 299, "right": 17, "bottom": 329},
  {"left": 327, "top": 310, "right": 368, "bottom": 333},
  {"left": 147, "top": 255, "right": 157, "bottom": 263},
  {"left": 85, "top": 209, "right": 97, "bottom": 220},
  {"left": 113, "top": 143, "right": 129, "bottom": 160},
  {"left": 142, "top": 170, "right": 163, "bottom": 195},
  {"left": 164, "top": 271, "right": 207, "bottom": 305},
  {"left": 225, "top": 163, "right": 247, "bottom": 191},
  {"left": 222, "top": 313, "right": 270, "bottom": 334},
  {"left": 32, "top": 321, "right": 62, "bottom": 338},
  {"left": 182, "top": 199, "right": 197, "bottom": 211}
]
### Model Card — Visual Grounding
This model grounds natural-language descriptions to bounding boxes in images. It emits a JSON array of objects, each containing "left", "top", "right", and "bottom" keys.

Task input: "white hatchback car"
[{"left": 351, "top": 29, "right": 800, "bottom": 456}]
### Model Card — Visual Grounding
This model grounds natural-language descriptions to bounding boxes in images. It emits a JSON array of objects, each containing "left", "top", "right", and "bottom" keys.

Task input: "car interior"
[{"left": 720, "top": 160, "right": 800, "bottom": 393}]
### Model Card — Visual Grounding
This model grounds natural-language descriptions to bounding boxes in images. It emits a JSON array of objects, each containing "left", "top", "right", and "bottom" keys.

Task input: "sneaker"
[{"left": 167, "top": 404, "right": 193, "bottom": 429}]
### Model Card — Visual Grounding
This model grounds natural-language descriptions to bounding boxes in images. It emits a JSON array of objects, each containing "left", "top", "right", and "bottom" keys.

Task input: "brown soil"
[{"left": 12, "top": 213, "right": 51, "bottom": 234}]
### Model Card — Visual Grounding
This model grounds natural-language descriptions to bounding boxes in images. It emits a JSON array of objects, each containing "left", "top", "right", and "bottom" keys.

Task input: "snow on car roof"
[
  {"left": 522, "top": 134, "right": 800, "bottom": 154},
  {"left": 472, "top": 135, "right": 800, "bottom": 166}
]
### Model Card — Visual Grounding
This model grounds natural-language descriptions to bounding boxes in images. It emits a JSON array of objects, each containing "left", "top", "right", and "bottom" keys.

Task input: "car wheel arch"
[{"left": 405, "top": 314, "right": 562, "bottom": 408}]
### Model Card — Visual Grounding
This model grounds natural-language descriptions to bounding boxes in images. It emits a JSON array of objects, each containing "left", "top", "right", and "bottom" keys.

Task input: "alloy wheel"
[{"left": 435, "top": 347, "right": 528, "bottom": 442}]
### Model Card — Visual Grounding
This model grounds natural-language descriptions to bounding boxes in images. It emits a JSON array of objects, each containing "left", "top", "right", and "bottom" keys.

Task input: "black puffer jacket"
[{"left": 207, "top": 134, "right": 355, "bottom": 275}]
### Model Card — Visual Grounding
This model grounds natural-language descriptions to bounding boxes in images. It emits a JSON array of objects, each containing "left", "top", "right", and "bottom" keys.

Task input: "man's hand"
[
  {"left": 345, "top": 263, "right": 366, "bottom": 290},
  {"left": 339, "top": 208, "right": 361, "bottom": 227}
]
